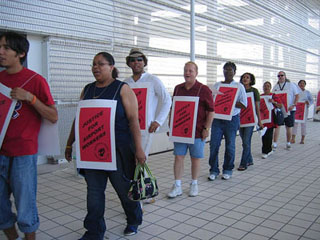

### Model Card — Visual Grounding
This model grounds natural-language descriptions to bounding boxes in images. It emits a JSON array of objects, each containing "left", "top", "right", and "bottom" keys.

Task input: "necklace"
[{"left": 93, "top": 84, "right": 109, "bottom": 99}]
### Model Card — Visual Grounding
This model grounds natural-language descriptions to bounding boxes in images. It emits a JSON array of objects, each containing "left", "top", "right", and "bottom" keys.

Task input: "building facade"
[{"left": 1, "top": 0, "right": 320, "bottom": 159}]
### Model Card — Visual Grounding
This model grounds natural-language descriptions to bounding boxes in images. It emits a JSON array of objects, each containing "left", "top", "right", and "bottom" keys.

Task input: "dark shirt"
[{"left": 83, "top": 80, "right": 131, "bottom": 146}]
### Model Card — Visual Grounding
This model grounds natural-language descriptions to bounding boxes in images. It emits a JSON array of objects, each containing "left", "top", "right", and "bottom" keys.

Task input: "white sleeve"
[
  {"left": 153, "top": 76, "right": 172, "bottom": 126},
  {"left": 238, "top": 83, "right": 248, "bottom": 108},
  {"left": 306, "top": 90, "right": 314, "bottom": 105}
]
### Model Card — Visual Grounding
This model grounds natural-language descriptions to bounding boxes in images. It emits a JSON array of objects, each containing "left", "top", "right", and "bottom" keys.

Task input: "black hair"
[
  {"left": 240, "top": 72, "right": 255, "bottom": 86},
  {"left": 95, "top": 52, "right": 119, "bottom": 79},
  {"left": 263, "top": 81, "right": 272, "bottom": 88},
  {"left": 298, "top": 79, "right": 306, "bottom": 85},
  {"left": 0, "top": 31, "right": 29, "bottom": 64},
  {"left": 223, "top": 61, "right": 236, "bottom": 72}
]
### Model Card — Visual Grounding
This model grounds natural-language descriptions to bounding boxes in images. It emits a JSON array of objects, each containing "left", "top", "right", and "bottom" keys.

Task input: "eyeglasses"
[
  {"left": 130, "top": 57, "right": 144, "bottom": 63},
  {"left": 91, "top": 62, "right": 110, "bottom": 67},
  {"left": 277, "top": 74, "right": 284, "bottom": 77}
]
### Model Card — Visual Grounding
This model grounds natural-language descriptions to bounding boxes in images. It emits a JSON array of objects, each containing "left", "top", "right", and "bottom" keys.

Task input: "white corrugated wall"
[{"left": 1, "top": 0, "right": 319, "bottom": 158}]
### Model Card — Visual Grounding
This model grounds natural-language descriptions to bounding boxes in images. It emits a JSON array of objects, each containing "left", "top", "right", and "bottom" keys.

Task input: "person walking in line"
[
  {"left": 238, "top": 72, "right": 263, "bottom": 171},
  {"left": 272, "top": 71, "right": 299, "bottom": 150},
  {"left": 65, "top": 52, "right": 145, "bottom": 238},
  {"left": 208, "top": 61, "right": 247, "bottom": 180},
  {"left": 168, "top": 61, "right": 214, "bottom": 198},
  {"left": 124, "top": 48, "right": 171, "bottom": 204},
  {"left": 291, "top": 80, "right": 314, "bottom": 144},
  {"left": 260, "top": 81, "right": 282, "bottom": 159},
  {"left": 0, "top": 31, "right": 58, "bottom": 240}
]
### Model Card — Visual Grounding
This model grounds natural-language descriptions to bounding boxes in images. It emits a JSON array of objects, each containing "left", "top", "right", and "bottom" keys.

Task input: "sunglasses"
[
  {"left": 130, "top": 57, "right": 144, "bottom": 63},
  {"left": 277, "top": 74, "right": 284, "bottom": 77}
]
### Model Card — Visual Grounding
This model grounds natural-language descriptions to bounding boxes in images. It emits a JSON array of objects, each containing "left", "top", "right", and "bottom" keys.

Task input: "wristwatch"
[{"left": 203, "top": 127, "right": 210, "bottom": 131}]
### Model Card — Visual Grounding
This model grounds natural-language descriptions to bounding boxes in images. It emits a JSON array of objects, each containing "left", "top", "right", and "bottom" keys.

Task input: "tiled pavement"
[{"left": 2, "top": 120, "right": 320, "bottom": 240}]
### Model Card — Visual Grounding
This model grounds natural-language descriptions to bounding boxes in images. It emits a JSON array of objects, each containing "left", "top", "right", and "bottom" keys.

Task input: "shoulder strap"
[
  {"left": 113, "top": 81, "right": 123, "bottom": 100},
  {"left": 20, "top": 73, "right": 38, "bottom": 88}
]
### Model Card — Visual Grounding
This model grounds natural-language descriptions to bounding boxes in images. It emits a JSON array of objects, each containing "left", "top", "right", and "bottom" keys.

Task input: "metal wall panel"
[{"left": 1, "top": 0, "right": 319, "bottom": 157}]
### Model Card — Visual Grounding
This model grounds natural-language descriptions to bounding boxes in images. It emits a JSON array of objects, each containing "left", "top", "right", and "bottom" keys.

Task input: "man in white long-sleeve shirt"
[{"left": 124, "top": 48, "right": 171, "bottom": 203}]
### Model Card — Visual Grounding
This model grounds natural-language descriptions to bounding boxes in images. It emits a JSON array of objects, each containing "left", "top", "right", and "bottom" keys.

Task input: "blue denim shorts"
[
  {"left": 0, "top": 154, "right": 39, "bottom": 233},
  {"left": 284, "top": 111, "right": 295, "bottom": 127},
  {"left": 174, "top": 138, "right": 205, "bottom": 158}
]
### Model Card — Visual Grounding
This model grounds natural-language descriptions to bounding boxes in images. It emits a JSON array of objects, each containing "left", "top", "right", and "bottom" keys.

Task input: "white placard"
[
  {"left": 240, "top": 92, "right": 257, "bottom": 127},
  {"left": 75, "top": 99, "right": 117, "bottom": 171},
  {"left": 129, "top": 82, "right": 150, "bottom": 134},
  {"left": 38, "top": 119, "right": 60, "bottom": 155},
  {"left": 213, "top": 84, "right": 239, "bottom": 120},
  {"left": 169, "top": 96, "right": 199, "bottom": 144},
  {"left": 0, "top": 83, "right": 17, "bottom": 148}
]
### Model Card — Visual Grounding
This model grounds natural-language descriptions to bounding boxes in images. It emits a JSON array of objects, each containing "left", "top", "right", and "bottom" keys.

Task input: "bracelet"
[
  {"left": 66, "top": 146, "right": 72, "bottom": 149},
  {"left": 203, "top": 127, "right": 210, "bottom": 131},
  {"left": 30, "top": 94, "right": 37, "bottom": 105}
]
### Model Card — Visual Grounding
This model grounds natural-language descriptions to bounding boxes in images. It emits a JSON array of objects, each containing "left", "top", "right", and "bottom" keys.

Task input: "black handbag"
[
  {"left": 274, "top": 108, "right": 284, "bottom": 125},
  {"left": 128, "top": 163, "right": 159, "bottom": 201}
]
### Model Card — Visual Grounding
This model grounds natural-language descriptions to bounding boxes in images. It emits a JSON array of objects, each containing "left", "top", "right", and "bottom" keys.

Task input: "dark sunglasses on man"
[{"left": 130, "top": 57, "right": 144, "bottom": 63}]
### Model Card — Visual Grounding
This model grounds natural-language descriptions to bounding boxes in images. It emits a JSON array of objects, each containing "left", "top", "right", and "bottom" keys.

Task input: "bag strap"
[{"left": 143, "top": 163, "right": 154, "bottom": 178}]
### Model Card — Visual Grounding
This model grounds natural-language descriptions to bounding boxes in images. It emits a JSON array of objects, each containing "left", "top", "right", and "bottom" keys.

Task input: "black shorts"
[{"left": 284, "top": 111, "right": 295, "bottom": 127}]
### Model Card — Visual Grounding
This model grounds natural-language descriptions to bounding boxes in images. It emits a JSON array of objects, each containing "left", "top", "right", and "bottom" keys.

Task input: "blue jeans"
[
  {"left": 239, "top": 126, "right": 254, "bottom": 168},
  {"left": 0, "top": 154, "right": 39, "bottom": 233},
  {"left": 81, "top": 145, "right": 142, "bottom": 240},
  {"left": 208, "top": 115, "right": 240, "bottom": 176}
]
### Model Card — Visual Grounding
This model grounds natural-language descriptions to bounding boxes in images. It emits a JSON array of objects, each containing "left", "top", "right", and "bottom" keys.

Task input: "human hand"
[
  {"left": 135, "top": 148, "right": 146, "bottom": 165},
  {"left": 202, "top": 129, "right": 209, "bottom": 141},
  {"left": 65, "top": 146, "right": 73, "bottom": 162},
  {"left": 11, "top": 88, "right": 33, "bottom": 102},
  {"left": 148, "top": 121, "right": 160, "bottom": 133}
]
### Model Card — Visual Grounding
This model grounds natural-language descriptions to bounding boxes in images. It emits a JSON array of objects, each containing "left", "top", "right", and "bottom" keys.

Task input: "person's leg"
[
  {"left": 239, "top": 127, "right": 247, "bottom": 169},
  {"left": 223, "top": 115, "right": 239, "bottom": 176},
  {"left": 273, "top": 126, "right": 281, "bottom": 148},
  {"left": 3, "top": 225, "right": 19, "bottom": 240},
  {"left": 82, "top": 169, "right": 108, "bottom": 240},
  {"left": 300, "top": 122, "right": 306, "bottom": 144},
  {"left": 239, "top": 126, "right": 254, "bottom": 169},
  {"left": 286, "top": 126, "right": 293, "bottom": 143},
  {"left": 265, "top": 128, "right": 274, "bottom": 154},
  {"left": 189, "top": 138, "right": 205, "bottom": 180},
  {"left": 109, "top": 145, "right": 142, "bottom": 236},
  {"left": 174, "top": 155, "right": 185, "bottom": 180},
  {"left": 208, "top": 119, "right": 224, "bottom": 177},
  {"left": 285, "top": 111, "right": 295, "bottom": 148},
  {"left": 10, "top": 155, "right": 39, "bottom": 237},
  {"left": 0, "top": 155, "right": 19, "bottom": 239},
  {"left": 291, "top": 122, "right": 298, "bottom": 143}
]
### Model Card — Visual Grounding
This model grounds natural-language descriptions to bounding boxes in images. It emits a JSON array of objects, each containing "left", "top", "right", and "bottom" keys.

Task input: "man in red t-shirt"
[{"left": 0, "top": 32, "right": 58, "bottom": 240}]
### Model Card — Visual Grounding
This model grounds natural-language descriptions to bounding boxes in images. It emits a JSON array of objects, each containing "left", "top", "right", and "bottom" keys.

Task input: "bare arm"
[
  {"left": 289, "top": 94, "right": 299, "bottom": 111},
  {"left": 255, "top": 101, "right": 263, "bottom": 128},
  {"left": 11, "top": 87, "right": 58, "bottom": 123},
  {"left": 235, "top": 101, "right": 246, "bottom": 109},
  {"left": 121, "top": 84, "right": 146, "bottom": 164},
  {"left": 202, "top": 111, "right": 214, "bottom": 141}
]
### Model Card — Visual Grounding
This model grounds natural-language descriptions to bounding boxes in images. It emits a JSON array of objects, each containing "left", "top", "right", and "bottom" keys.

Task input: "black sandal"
[{"left": 237, "top": 166, "right": 247, "bottom": 171}]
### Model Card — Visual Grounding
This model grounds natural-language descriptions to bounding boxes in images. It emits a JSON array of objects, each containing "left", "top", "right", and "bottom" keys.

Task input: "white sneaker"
[
  {"left": 267, "top": 151, "right": 273, "bottom": 156},
  {"left": 189, "top": 183, "right": 198, "bottom": 197},
  {"left": 208, "top": 174, "right": 216, "bottom": 181},
  {"left": 286, "top": 142, "right": 291, "bottom": 149},
  {"left": 222, "top": 174, "right": 231, "bottom": 180},
  {"left": 262, "top": 154, "right": 268, "bottom": 159},
  {"left": 273, "top": 143, "right": 277, "bottom": 151},
  {"left": 167, "top": 184, "right": 182, "bottom": 198}
]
